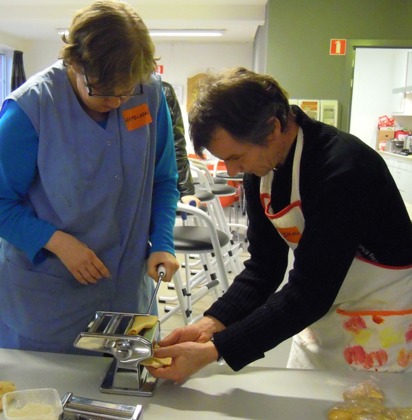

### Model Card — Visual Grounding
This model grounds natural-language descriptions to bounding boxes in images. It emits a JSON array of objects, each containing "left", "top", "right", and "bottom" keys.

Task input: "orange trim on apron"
[
  {"left": 355, "top": 255, "right": 412, "bottom": 270},
  {"left": 337, "top": 308, "right": 412, "bottom": 317},
  {"left": 268, "top": 200, "right": 302, "bottom": 219}
]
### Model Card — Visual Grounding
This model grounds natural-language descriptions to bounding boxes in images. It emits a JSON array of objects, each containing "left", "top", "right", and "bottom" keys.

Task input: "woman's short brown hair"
[
  {"left": 189, "top": 67, "right": 291, "bottom": 157},
  {"left": 60, "top": 0, "right": 155, "bottom": 89}
]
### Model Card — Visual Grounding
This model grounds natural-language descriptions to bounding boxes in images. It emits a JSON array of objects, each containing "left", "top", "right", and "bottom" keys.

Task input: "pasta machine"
[
  {"left": 61, "top": 392, "right": 143, "bottom": 419},
  {"left": 73, "top": 310, "right": 160, "bottom": 397}
]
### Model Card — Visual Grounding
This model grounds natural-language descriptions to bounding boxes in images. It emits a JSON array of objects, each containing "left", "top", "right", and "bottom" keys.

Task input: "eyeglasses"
[{"left": 83, "top": 73, "right": 143, "bottom": 99}]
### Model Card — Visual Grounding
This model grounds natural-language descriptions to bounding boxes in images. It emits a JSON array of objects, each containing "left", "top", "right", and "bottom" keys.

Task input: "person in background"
[
  {"left": 161, "top": 80, "right": 200, "bottom": 206},
  {"left": 147, "top": 67, "right": 412, "bottom": 382},
  {"left": 0, "top": 0, "right": 179, "bottom": 353}
]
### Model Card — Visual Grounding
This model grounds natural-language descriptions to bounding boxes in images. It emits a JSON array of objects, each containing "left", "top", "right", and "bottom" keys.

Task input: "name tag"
[
  {"left": 123, "top": 104, "right": 152, "bottom": 131},
  {"left": 277, "top": 226, "right": 302, "bottom": 244}
]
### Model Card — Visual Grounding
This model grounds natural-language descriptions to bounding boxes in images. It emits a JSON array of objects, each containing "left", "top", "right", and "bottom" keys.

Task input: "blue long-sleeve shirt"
[{"left": 0, "top": 97, "right": 178, "bottom": 263}]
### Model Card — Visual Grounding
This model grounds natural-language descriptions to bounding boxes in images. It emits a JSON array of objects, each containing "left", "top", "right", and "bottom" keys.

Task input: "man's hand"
[
  {"left": 146, "top": 340, "right": 219, "bottom": 383},
  {"left": 158, "top": 316, "right": 225, "bottom": 347},
  {"left": 158, "top": 324, "right": 212, "bottom": 346},
  {"left": 145, "top": 316, "right": 226, "bottom": 382}
]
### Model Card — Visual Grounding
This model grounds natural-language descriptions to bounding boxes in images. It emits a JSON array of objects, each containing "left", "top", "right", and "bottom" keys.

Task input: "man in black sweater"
[{"left": 148, "top": 68, "right": 412, "bottom": 381}]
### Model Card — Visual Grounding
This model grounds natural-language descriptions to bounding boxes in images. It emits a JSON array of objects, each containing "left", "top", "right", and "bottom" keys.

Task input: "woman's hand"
[
  {"left": 147, "top": 251, "right": 179, "bottom": 283},
  {"left": 44, "top": 230, "right": 111, "bottom": 285}
]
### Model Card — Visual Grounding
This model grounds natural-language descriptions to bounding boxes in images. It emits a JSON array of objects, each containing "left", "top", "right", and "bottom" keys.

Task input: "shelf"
[
  {"left": 392, "top": 86, "right": 412, "bottom": 94},
  {"left": 379, "top": 151, "right": 412, "bottom": 161}
]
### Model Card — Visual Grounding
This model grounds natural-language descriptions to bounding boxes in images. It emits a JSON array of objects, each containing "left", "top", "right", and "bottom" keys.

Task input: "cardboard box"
[{"left": 377, "top": 129, "right": 395, "bottom": 142}]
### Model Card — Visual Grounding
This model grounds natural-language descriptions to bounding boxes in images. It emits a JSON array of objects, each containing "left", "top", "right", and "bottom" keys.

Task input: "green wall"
[{"left": 266, "top": 0, "right": 412, "bottom": 130}]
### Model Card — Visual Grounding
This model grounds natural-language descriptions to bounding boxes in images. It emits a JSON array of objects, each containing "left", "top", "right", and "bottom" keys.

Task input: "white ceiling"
[{"left": 0, "top": 0, "right": 267, "bottom": 44}]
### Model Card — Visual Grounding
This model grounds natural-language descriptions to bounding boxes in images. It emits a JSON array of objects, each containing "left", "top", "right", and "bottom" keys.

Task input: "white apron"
[{"left": 260, "top": 128, "right": 412, "bottom": 372}]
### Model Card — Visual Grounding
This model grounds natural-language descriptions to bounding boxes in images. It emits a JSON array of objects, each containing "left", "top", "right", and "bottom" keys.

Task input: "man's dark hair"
[{"left": 189, "top": 67, "right": 290, "bottom": 157}]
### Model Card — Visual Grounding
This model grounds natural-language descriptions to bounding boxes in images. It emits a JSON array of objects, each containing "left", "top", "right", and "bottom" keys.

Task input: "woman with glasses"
[{"left": 0, "top": 0, "right": 180, "bottom": 353}]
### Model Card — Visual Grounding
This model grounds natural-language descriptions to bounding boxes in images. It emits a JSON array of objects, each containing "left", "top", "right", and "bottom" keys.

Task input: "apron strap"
[{"left": 291, "top": 128, "right": 303, "bottom": 203}]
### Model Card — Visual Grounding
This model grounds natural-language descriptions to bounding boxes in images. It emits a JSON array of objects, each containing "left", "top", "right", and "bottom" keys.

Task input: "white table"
[{"left": 1, "top": 348, "right": 411, "bottom": 419}]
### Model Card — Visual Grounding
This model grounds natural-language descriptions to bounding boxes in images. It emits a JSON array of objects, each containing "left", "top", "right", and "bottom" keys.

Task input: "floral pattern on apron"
[{"left": 260, "top": 128, "right": 412, "bottom": 371}]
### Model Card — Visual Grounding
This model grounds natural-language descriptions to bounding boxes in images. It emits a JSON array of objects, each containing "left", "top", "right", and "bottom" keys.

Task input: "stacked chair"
[
  {"left": 189, "top": 158, "right": 246, "bottom": 275},
  {"left": 205, "top": 157, "right": 247, "bottom": 229},
  {"left": 159, "top": 202, "right": 230, "bottom": 325},
  {"left": 158, "top": 158, "right": 248, "bottom": 326}
]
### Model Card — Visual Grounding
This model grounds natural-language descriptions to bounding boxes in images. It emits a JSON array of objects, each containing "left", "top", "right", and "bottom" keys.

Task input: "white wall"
[
  {"left": 0, "top": 30, "right": 28, "bottom": 52},
  {"left": 155, "top": 42, "right": 253, "bottom": 106},
  {"left": 23, "top": 39, "right": 64, "bottom": 77},
  {"left": 154, "top": 42, "right": 253, "bottom": 152}
]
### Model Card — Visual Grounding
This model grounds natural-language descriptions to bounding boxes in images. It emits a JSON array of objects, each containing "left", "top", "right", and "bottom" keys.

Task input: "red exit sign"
[{"left": 330, "top": 39, "right": 347, "bottom": 55}]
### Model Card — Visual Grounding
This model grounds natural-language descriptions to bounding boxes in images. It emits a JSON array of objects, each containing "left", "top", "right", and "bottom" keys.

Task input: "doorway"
[
  {"left": 349, "top": 47, "right": 411, "bottom": 149},
  {"left": 341, "top": 39, "right": 412, "bottom": 133}
]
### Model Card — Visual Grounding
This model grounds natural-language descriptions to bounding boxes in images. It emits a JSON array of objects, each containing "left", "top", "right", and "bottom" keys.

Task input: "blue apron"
[{"left": 0, "top": 61, "right": 162, "bottom": 353}]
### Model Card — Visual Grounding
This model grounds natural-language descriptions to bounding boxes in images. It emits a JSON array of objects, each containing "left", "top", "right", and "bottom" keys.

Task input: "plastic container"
[{"left": 2, "top": 388, "right": 62, "bottom": 420}]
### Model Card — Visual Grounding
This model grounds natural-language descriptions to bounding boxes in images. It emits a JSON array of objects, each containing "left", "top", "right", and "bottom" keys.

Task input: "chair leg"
[
  {"left": 159, "top": 246, "right": 227, "bottom": 326},
  {"left": 159, "top": 269, "right": 190, "bottom": 325},
  {"left": 159, "top": 272, "right": 221, "bottom": 325},
  {"left": 184, "top": 253, "right": 193, "bottom": 324}
]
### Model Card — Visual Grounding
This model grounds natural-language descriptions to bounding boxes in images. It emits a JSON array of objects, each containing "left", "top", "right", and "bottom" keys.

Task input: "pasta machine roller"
[{"left": 73, "top": 310, "right": 159, "bottom": 397}]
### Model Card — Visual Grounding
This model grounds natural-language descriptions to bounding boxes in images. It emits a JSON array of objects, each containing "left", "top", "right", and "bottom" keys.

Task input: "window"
[
  {"left": 0, "top": 52, "right": 6, "bottom": 104},
  {"left": 0, "top": 49, "right": 12, "bottom": 105}
]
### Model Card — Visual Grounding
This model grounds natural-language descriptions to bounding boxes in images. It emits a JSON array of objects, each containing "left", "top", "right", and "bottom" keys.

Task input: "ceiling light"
[{"left": 149, "top": 29, "right": 225, "bottom": 37}]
